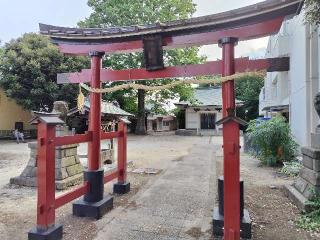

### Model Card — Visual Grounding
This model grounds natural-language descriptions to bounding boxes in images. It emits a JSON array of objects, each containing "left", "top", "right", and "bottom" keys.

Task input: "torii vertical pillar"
[
  {"left": 73, "top": 51, "right": 113, "bottom": 219},
  {"left": 213, "top": 38, "right": 251, "bottom": 239},
  {"left": 220, "top": 37, "right": 240, "bottom": 240}
]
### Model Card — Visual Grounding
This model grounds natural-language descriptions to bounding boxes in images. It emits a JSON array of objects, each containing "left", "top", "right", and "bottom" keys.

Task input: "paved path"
[{"left": 95, "top": 139, "right": 217, "bottom": 240}]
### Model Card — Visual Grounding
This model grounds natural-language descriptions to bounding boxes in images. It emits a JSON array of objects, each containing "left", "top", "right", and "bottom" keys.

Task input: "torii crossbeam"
[
  {"left": 29, "top": 1, "right": 303, "bottom": 240},
  {"left": 57, "top": 57, "right": 289, "bottom": 84}
]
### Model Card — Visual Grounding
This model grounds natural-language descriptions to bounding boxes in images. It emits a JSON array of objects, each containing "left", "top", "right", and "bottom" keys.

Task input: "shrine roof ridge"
[{"left": 39, "top": 0, "right": 303, "bottom": 44}]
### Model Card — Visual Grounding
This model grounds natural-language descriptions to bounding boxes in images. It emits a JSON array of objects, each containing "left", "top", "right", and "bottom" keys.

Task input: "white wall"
[
  {"left": 259, "top": 20, "right": 291, "bottom": 115},
  {"left": 288, "top": 14, "right": 309, "bottom": 146},
  {"left": 259, "top": 13, "right": 320, "bottom": 147},
  {"left": 185, "top": 107, "right": 222, "bottom": 130}
]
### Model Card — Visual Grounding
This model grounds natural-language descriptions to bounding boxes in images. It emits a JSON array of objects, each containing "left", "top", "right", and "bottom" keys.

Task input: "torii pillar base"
[
  {"left": 213, "top": 208, "right": 252, "bottom": 239},
  {"left": 28, "top": 224, "right": 63, "bottom": 240},
  {"left": 113, "top": 182, "right": 131, "bottom": 194},
  {"left": 213, "top": 177, "right": 252, "bottom": 239},
  {"left": 72, "top": 169, "right": 113, "bottom": 219},
  {"left": 73, "top": 197, "right": 113, "bottom": 220}
]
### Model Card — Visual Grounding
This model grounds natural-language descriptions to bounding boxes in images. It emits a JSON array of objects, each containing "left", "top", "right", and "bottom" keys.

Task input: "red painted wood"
[
  {"left": 54, "top": 182, "right": 89, "bottom": 209},
  {"left": 101, "top": 131, "right": 120, "bottom": 140},
  {"left": 164, "top": 17, "right": 284, "bottom": 49},
  {"left": 55, "top": 132, "right": 92, "bottom": 146},
  {"left": 223, "top": 121, "right": 241, "bottom": 240},
  {"left": 88, "top": 54, "right": 103, "bottom": 171},
  {"left": 36, "top": 123, "right": 56, "bottom": 230},
  {"left": 103, "top": 170, "right": 119, "bottom": 184},
  {"left": 221, "top": 43, "right": 236, "bottom": 117},
  {"left": 59, "top": 41, "right": 143, "bottom": 56},
  {"left": 221, "top": 41, "right": 241, "bottom": 240},
  {"left": 58, "top": 17, "right": 284, "bottom": 55},
  {"left": 117, "top": 122, "right": 127, "bottom": 183},
  {"left": 59, "top": 58, "right": 270, "bottom": 84}
]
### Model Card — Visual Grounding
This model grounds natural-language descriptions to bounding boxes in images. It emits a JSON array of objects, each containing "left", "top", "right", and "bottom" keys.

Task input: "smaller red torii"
[{"left": 57, "top": 57, "right": 289, "bottom": 84}]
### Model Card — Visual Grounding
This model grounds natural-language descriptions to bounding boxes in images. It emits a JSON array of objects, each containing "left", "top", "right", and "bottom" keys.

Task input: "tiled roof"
[
  {"left": 68, "top": 100, "right": 134, "bottom": 117},
  {"left": 176, "top": 87, "right": 242, "bottom": 107},
  {"left": 147, "top": 115, "right": 175, "bottom": 121},
  {"left": 39, "top": 0, "right": 302, "bottom": 43}
]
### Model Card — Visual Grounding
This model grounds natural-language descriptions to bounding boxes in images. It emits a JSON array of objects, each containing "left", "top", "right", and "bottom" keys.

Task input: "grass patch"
[
  {"left": 297, "top": 196, "right": 320, "bottom": 232},
  {"left": 280, "top": 161, "right": 302, "bottom": 177}
]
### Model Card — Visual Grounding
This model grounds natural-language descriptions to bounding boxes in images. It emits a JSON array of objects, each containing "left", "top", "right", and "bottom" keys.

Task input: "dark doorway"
[
  {"left": 200, "top": 113, "right": 216, "bottom": 129},
  {"left": 15, "top": 122, "right": 24, "bottom": 132}
]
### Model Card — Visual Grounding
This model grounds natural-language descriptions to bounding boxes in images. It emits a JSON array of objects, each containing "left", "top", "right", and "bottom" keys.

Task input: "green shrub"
[{"left": 247, "top": 116, "right": 298, "bottom": 166}]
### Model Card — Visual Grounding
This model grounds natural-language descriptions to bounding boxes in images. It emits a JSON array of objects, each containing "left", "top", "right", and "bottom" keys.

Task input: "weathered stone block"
[
  {"left": 314, "top": 158, "right": 320, "bottom": 172},
  {"left": 55, "top": 167, "right": 68, "bottom": 180},
  {"left": 55, "top": 156, "right": 76, "bottom": 168},
  {"left": 63, "top": 156, "right": 77, "bottom": 167},
  {"left": 11, "top": 141, "right": 84, "bottom": 190},
  {"left": 21, "top": 166, "right": 37, "bottom": 177},
  {"left": 75, "top": 155, "right": 80, "bottom": 163},
  {"left": 101, "top": 149, "right": 113, "bottom": 163},
  {"left": 27, "top": 157, "right": 37, "bottom": 167},
  {"left": 294, "top": 177, "right": 308, "bottom": 194},
  {"left": 56, "top": 173, "right": 83, "bottom": 190},
  {"left": 65, "top": 148, "right": 77, "bottom": 157},
  {"left": 30, "top": 152, "right": 37, "bottom": 159},
  {"left": 301, "top": 147, "right": 320, "bottom": 160},
  {"left": 28, "top": 167, "right": 37, "bottom": 177},
  {"left": 311, "top": 133, "right": 320, "bottom": 149},
  {"left": 28, "top": 142, "right": 37, "bottom": 149},
  {"left": 300, "top": 168, "right": 320, "bottom": 186},
  {"left": 66, "top": 164, "right": 83, "bottom": 177},
  {"left": 55, "top": 149, "right": 65, "bottom": 159},
  {"left": 302, "top": 183, "right": 317, "bottom": 199},
  {"left": 303, "top": 155, "right": 314, "bottom": 170}
]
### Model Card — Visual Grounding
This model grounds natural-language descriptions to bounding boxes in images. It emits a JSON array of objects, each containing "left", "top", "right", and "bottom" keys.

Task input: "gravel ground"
[
  {"left": 0, "top": 134, "right": 205, "bottom": 240},
  {"left": 215, "top": 150, "right": 320, "bottom": 240},
  {"left": 0, "top": 134, "right": 319, "bottom": 239}
]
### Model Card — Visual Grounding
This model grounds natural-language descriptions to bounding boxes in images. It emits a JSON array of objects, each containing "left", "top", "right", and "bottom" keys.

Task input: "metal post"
[
  {"left": 73, "top": 51, "right": 113, "bottom": 219},
  {"left": 113, "top": 121, "right": 130, "bottom": 194},
  {"left": 28, "top": 122, "right": 63, "bottom": 240},
  {"left": 219, "top": 37, "right": 240, "bottom": 240}
]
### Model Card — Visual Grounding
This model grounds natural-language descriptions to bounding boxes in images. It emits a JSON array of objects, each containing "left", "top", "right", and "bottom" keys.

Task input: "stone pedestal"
[
  {"left": 212, "top": 176, "right": 252, "bottom": 239},
  {"left": 101, "top": 148, "right": 114, "bottom": 165},
  {"left": 285, "top": 144, "right": 320, "bottom": 211},
  {"left": 10, "top": 142, "right": 83, "bottom": 190}
]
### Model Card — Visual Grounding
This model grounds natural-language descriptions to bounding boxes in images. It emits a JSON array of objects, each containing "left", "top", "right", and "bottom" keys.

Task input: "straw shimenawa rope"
[
  {"left": 77, "top": 71, "right": 266, "bottom": 110},
  {"left": 77, "top": 84, "right": 85, "bottom": 112},
  {"left": 80, "top": 71, "right": 265, "bottom": 93}
]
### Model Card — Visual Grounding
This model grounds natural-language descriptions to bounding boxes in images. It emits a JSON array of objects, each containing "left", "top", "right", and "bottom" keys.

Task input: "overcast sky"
[{"left": 0, "top": 0, "right": 268, "bottom": 60}]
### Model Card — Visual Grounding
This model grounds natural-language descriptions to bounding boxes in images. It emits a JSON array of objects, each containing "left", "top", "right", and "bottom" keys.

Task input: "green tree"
[
  {"left": 235, "top": 75, "right": 264, "bottom": 122},
  {"left": 80, "top": 0, "right": 205, "bottom": 134},
  {"left": 247, "top": 116, "right": 298, "bottom": 166},
  {"left": 0, "top": 33, "right": 89, "bottom": 112},
  {"left": 305, "top": 0, "right": 320, "bottom": 26}
]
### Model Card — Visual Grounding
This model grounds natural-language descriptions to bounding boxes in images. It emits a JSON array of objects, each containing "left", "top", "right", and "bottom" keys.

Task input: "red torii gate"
[{"left": 28, "top": 1, "right": 302, "bottom": 240}]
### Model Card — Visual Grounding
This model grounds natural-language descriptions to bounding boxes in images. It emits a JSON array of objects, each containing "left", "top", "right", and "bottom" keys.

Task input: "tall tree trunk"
[{"left": 135, "top": 89, "right": 147, "bottom": 135}]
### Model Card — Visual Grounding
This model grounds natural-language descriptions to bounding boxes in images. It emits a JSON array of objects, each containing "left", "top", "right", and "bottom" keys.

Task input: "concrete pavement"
[{"left": 94, "top": 138, "right": 217, "bottom": 240}]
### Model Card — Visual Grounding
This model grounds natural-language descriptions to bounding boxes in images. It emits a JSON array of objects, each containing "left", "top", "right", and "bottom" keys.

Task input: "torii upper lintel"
[{"left": 39, "top": 0, "right": 303, "bottom": 55}]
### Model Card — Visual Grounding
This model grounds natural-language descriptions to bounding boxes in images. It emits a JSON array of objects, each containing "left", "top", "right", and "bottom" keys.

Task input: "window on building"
[{"left": 163, "top": 121, "right": 170, "bottom": 126}]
